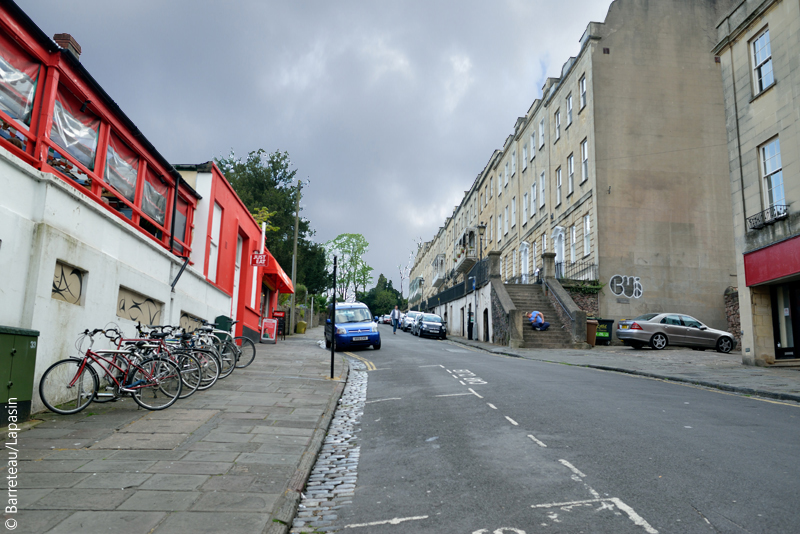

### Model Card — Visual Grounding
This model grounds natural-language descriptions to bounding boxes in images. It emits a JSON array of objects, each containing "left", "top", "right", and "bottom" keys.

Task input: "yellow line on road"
[{"left": 345, "top": 352, "right": 376, "bottom": 371}]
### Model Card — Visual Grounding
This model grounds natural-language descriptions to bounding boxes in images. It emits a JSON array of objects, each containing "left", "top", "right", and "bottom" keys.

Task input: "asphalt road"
[{"left": 334, "top": 324, "right": 800, "bottom": 534}]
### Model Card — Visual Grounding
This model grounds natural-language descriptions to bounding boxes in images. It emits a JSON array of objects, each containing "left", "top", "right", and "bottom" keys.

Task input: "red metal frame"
[{"left": 0, "top": 8, "right": 196, "bottom": 257}]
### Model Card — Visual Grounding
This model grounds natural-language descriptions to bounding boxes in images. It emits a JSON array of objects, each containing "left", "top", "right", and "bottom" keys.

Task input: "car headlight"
[
  {"left": 371, "top": 324, "right": 378, "bottom": 333},
  {"left": 336, "top": 327, "right": 346, "bottom": 335}
]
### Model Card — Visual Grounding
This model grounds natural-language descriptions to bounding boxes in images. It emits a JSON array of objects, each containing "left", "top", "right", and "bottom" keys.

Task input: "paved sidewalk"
[
  {"left": 448, "top": 337, "right": 800, "bottom": 403},
  {"left": 4, "top": 326, "right": 346, "bottom": 534}
]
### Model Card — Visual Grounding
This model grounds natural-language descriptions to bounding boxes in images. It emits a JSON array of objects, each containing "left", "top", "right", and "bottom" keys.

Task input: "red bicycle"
[{"left": 39, "top": 329, "right": 183, "bottom": 413}]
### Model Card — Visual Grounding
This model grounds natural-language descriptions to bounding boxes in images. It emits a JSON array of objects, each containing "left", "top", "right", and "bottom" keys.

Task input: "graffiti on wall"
[
  {"left": 180, "top": 311, "right": 205, "bottom": 332},
  {"left": 52, "top": 261, "right": 84, "bottom": 305},
  {"left": 609, "top": 275, "right": 643, "bottom": 299},
  {"left": 117, "top": 286, "right": 162, "bottom": 325}
]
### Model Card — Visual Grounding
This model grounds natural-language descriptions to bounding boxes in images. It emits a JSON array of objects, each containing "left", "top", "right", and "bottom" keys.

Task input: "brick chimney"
[{"left": 53, "top": 33, "right": 81, "bottom": 60}]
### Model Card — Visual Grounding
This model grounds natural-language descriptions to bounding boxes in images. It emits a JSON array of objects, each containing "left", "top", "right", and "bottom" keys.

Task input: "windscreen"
[
  {"left": 422, "top": 314, "right": 442, "bottom": 323},
  {"left": 335, "top": 307, "right": 373, "bottom": 323}
]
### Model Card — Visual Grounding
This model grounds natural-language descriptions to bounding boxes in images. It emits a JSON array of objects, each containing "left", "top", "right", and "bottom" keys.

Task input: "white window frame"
[
  {"left": 512, "top": 151, "right": 516, "bottom": 176},
  {"left": 532, "top": 241, "right": 537, "bottom": 271},
  {"left": 498, "top": 173, "right": 502, "bottom": 196},
  {"left": 543, "top": 233, "right": 547, "bottom": 253},
  {"left": 497, "top": 214, "right": 502, "bottom": 242},
  {"left": 480, "top": 193, "right": 483, "bottom": 212},
  {"left": 539, "top": 120, "right": 545, "bottom": 148},
  {"left": 583, "top": 214, "right": 591, "bottom": 256},
  {"left": 581, "top": 139, "right": 588, "bottom": 183},
  {"left": 208, "top": 202, "right": 223, "bottom": 283},
  {"left": 570, "top": 225, "right": 576, "bottom": 262},
  {"left": 522, "top": 193, "right": 528, "bottom": 221},
  {"left": 511, "top": 197, "right": 516, "bottom": 228},
  {"left": 522, "top": 145, "right": 527, "bottom": 170},
  {"left": 504, "top": 162, "right": 509, "bottom": 186},
  {"left": 579, "top": 75, "right": 586, "bottom": 109},
  {"left": 531, "top": 184, "right": 537, "bottom": 216},
  {"left": 531, "top": 132, "right": 536, "bottom": 158},
  {"left": 504, "top": 206, "right": 509, "bottom": 235},
  {"left": 568, "top": 154, "right": 574, "bottom": 195},
  {"left": 566, "top": 94, "right": 573, "bottom": 126},
  {"left": 512, "top": 249, "right": 517, "bottom": 277},
  {"left": 555, "top": 110, "right": 561, "bottom": 141},
  {"left": 539, "top": 172, "right": 545, "bottom": 208},
  {"left": 556, "top": 167, "right": 562, "bottom": 206},
  {"left": 752, "top": 29, "right": 774, "bottom": 95},
  {"left": 760, "top": 137, "right": 785, "bottom": 208},
  {"left": 489, "top": 216, "right": 493, "bottom": 243}
]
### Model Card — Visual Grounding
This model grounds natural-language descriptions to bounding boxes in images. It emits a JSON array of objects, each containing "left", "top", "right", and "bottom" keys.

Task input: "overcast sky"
[{"left": 19, "top": 0, "right": 615, "bottom": 296}]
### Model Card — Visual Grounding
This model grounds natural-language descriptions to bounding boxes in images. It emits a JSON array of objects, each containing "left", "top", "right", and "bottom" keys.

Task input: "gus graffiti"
[{"left": 609, "top": 275, "right": 643, "bottom": 298}]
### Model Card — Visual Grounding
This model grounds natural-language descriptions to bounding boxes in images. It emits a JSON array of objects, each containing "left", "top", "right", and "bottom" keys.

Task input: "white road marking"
[
  {"left": 435, "top": 393, "right": 473, "bottom": 397},
  {"left": 527, "top": 434, "right": 547, "bottom": 448},
  {"left": 439, "top": 365, "right": 445, "bottom": 368},
  {"left": 505, "top": 416, "right": 519, "bottom": 426},
  {"left": 469, "top": 388, "right": 483, "bottom": 398},
  {"left": 532, "top": 497, "right": 657, "bottom": 532},
  {"left": 344, "top": 515, "right": 429, "bottom": 529},
  {"left": 459, "top": 381, "right": 466, "bottom": 385},
  {"left": 365, "top": 398, "right": 402, "bottom": 404},
  {"left": 419, "top": 365, "right": 441, "bottom": 367},
  {"left": 559, "top": 459, "right": 587, "bottom": 478},
  {"left": 487, "top": 403, "right": 497, "bottom": 410},
  {"left": 609, "top": 498, "right": 659, "bottom": 533}
]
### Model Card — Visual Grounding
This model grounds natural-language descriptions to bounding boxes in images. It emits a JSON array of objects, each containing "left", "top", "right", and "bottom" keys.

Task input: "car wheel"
[
  {"left": 650, "top": 333, "right": 668, "bottom": 350},
  {"left": 373, "top": 342, "right": 381, "bottom": 350},
  {"left": 325, "top": 338, "right": 331, "bottom": 349},
  {"left": 716, "top": 337, "right": 733, "bottom": 354}
]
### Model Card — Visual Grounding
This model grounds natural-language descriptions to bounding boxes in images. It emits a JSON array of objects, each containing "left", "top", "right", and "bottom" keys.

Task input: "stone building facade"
[
  {"left": 410, "top": 0, "right": 738, "bottom": 344},
  {"left": 714, "top": 0, "right": 800, "bottom": 365}
]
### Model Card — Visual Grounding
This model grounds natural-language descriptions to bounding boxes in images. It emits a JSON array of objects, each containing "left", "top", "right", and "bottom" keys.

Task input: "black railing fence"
[
  {"left": 747, "top": 204, "right": 788, "bottom": 231},
  {"left": 555, "top": 261, "right": 598, "bottom": 281},
  {"left": 416, "top": 259, "right": 491, "bottom": 312},
  {"left": 466, "top": 258, "right": 490, "bottom": 289}
]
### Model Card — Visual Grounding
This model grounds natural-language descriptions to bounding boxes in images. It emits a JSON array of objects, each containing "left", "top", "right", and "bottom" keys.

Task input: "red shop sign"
[{"left": 250, "top": 252, "right": 269, "bottom": 267}]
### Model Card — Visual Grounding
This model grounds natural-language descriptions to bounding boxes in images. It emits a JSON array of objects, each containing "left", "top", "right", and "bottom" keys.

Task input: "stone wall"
[
  {"left": 566, "top": 290, "right": 599, "bottom": 317},
  {"left": 725, "top": 286, "right": 741, "bottom": 345},
  {"left": 490, "top": 284, "right": 510, "bottom": 345}
]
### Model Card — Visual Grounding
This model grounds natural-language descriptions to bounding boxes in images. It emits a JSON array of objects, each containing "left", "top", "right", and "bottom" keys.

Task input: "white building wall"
[{"left": 0, "top": 148, "right": 231, "bottom": 412}]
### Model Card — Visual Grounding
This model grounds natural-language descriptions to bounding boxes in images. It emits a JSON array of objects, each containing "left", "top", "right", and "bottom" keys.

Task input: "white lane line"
[
  {"left": 435, "top": 393, "right": 473, "bottom": 397},
  {"left": 487, "top": 403, "right": 497, "bottom": 410},
  {"left": 365, "top": 397, "right": 402, "bottom": 404},
  {"left": 609, "top": 498, "right": 659, "bottom": 534},
  {"left": 505, "top": 416, "right": 519, "bottom": 426},
  {"left": 446, "top": 369, "right": 453, "bottom": 374},
  {"left": 533, "top": 498, "right": 603, "bottom": 509},
  {"left": 439, "top": 365, "right": 445, "bottom": 368},
  {"left": 459, "top": 381, "right": 466, "bottom": 385},
  {"left": 469, "top": 388, "right": 483, "bottom": 399},
  {"left": 344, "top": 515, "right": 429, "bottom": 529},
  {"left": 419, "top": 365, "right": 441, "bottom": 367},
  {"left": 559, "top": 459, "right": 587, "bottom": 478},
  {"left": 528, "top": 434, "right": 547, "bottom": 448}
]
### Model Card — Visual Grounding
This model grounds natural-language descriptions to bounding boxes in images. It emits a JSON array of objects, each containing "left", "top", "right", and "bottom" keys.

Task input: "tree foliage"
[
  {"left": 325, "top": 233, "right": 373, "bottom": 302},
  {"left": 358, "top": 274, "right": 405, "bottom": 316},
  {"left": 216, "top": 149, "right": 330, "bottom": 294}
]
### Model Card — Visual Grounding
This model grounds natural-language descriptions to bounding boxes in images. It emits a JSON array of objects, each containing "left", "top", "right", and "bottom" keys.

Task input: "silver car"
[
  {"left": 617, "top": 313, "right": 736, "bottom": 353},
  {"left": 402, "top": 311, "right": 422, "bottom": 332}
]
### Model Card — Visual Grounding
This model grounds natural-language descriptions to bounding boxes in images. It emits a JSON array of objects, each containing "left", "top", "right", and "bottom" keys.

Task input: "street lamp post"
[{"left": 476, "top": 223, "right": 486, "bottom": 342}]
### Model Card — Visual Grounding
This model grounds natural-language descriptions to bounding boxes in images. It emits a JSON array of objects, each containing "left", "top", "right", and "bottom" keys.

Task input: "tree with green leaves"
[
  {"left": 216, "top": 149, "right": 330, "bottom": 294},
  {"left": 325, "top": 233, "right": 373, "bottom": 302},
  {"left": 358, "top": 274, "right": 404, "bottom": 316}
]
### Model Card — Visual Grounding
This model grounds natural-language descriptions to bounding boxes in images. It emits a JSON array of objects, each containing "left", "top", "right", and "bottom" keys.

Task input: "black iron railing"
[
  {"left": 555, "top": 261, "right": 597, "bottom": 281},
  {"left": 747, "top": 205, "right": 788, "bottom": 230},
  {"left": 466, "top": 258, "right": 490, "bottom": 289},
  {"left": 544, "top": 278, "right": 573, "bottom": 321}
]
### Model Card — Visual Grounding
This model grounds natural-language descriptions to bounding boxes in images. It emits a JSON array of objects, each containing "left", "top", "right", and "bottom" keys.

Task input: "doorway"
[
  {"left": 483, "top": 308, "right": 489, "bottom": 342},
  {"left": 771, "top": 281, "right": 800, "bottom": 359}
]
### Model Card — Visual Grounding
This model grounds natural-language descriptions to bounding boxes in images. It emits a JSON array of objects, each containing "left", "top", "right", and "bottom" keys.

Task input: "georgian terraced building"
[
  {"left": 714, "top": 0, "right": 800, "bottom": 366},
  {"left": 410, "top": 0, "right": 739, "bottom": 345}
]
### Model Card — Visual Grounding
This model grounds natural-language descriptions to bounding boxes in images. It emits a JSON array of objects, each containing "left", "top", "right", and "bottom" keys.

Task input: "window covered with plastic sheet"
[
  {"left": 142, "top": 170, "right": 168, "bottom": 226},
  {"left": 173, "top": 196, "right": 189, "bottom": 254},
  {"left": 49, "top": 86, "right": 99, "bottom": 171},
  {"left": 104, "top": 132, "right": 139, "bottom": 202},
  {"left": 0, "top": 32, "right": 39, "bottom": 127}
]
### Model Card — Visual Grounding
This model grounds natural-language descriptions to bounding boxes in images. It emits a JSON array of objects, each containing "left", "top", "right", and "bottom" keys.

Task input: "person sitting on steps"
[{"left": 527, "top": 310, "right": 550, "bottom": 331}]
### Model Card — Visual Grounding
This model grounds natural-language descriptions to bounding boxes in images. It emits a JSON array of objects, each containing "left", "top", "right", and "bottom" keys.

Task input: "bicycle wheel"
[
  {"left": 191, "top": 349, "right": 220, "bottom": 390},
  {"left": 129, "top": 358, "right": 182, "bottom": 410},
  {"left": 233, "top": 337, "right": 256, "bottom": 368},
  {"left": 218, "top": 342, "right": 236, "bottom": 379},
  {"left": 39, "top": 359, "right": 98, "bottom": 415},
  {"left": 174, "top": 352, "right": 202, "bottom": 399}
]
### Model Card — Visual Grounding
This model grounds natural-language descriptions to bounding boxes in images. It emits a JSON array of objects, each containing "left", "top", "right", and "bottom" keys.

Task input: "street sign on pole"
[{"left": 250, "top": 252, "right": 269, "bottom": 267}]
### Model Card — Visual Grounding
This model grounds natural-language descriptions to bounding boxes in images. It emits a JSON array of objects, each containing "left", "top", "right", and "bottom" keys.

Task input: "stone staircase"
[{"left": 504, "top": 284, "right": 574, "bottom": 349}]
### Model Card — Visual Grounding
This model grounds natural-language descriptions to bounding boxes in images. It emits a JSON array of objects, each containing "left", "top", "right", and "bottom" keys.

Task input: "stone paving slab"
[{"left": 5, "top": 326, "right": 347, "bottom": 534}]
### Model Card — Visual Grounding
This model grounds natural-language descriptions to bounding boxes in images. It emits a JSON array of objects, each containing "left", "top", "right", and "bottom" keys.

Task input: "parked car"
[
  {"left": 381, "top": 314, "right": 393, "bottom": 324},
  {"left": 325, "top": 302, "right": 381, "bottom": 350},
  {"left": 616, "top": 313, "right": 735, "bottom": 353},
  {"left": 402, "top": 311, "right": 422, "bottom": 331},
  {"left": 413, "top": 313, "right": 447, "bottom": 339}
]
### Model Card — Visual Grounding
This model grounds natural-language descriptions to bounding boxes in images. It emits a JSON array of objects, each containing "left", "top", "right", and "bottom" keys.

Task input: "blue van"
[{"left": 325, "top": 302, "right": 381, "bottom": 350}]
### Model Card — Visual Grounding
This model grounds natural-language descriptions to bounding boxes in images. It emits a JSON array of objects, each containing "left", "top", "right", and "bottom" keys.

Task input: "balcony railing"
[
  {"left": 747, "top": 205, "right": 788, "bottom": 231},
  {"left": 431, "top": 253, "right": 446, "bottom": 288},
  {"left": 555, "top": 261, "right": 598, "bottom": 281},
  {"left": 454, "top": 245, "right": 477, "bottom": 274}
]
